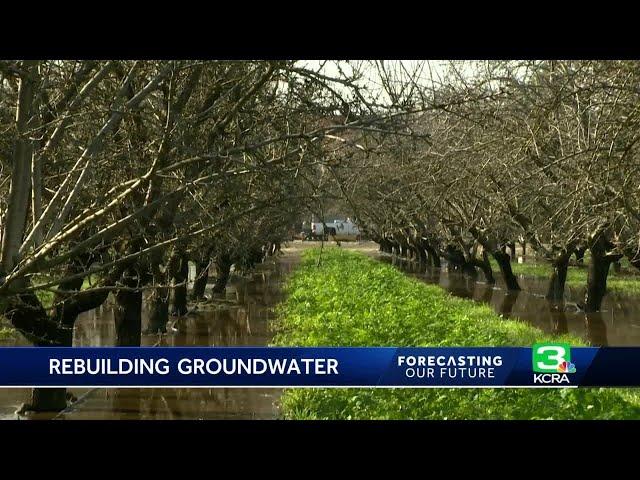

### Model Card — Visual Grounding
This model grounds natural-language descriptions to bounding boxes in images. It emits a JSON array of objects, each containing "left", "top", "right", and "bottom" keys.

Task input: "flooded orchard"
[
  {"left": 0, "top": 251, "right": 299, "bottom": 420},
  {"left": 2, "top": 241, "right": 640, "bottom": 420},
  {"left": 377, "top": 253, "right": 640, "bottom": 347}
]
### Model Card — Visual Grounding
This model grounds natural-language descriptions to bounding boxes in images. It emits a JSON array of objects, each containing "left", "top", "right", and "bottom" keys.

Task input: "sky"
[{"left": 296, "top": 60, "right": 480, "bottom": 105}]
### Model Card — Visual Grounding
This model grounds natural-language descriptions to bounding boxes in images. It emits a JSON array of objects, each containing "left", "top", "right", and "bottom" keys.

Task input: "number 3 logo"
[{"left": 532, "top": 343, "right": 570, "bottom": 373}]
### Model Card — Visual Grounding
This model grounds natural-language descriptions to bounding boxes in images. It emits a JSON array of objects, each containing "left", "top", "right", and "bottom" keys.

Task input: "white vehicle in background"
[{"left": 309, "top": 218, "right": 361, "bottom": 241}]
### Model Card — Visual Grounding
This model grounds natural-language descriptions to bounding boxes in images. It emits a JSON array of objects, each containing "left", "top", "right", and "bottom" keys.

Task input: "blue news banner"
[{"left": 0, "top": 344, "right": 639, "bottom": 388}]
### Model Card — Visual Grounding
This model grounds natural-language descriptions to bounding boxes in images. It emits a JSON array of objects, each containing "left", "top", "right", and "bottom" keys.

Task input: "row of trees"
[
  {"left": 10, "top": 60, "right": 638, "bottom": 410},
  {"left": 0, "top": 60, "right": 430, "bottom": 411},
  {"left": 339, "top": 61, "right": 640, "bottom": 314}
]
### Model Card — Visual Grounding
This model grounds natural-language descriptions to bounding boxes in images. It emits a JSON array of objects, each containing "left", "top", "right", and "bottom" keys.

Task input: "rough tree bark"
[
  {"left": 191, "top": 259, "right": 210, "bottom": 300},
  {"left": 584, "top": 233, "right": 621, "bottom": 313},
  {"left": 443, "top": 245, "right": 477, "bottom": 278},
  {"left": 147, "top": 285, "right": 169, "bottom": 334},
  {"left": 23, "top": 257, "right": 123, "bottom": 412},
  {"left": 113, "top": 269, "right": 143, "bottom": 347},
  {"left": 492, "top": 251, "right": 521, "bottom": 291},
  {"left": 212, "top": 254, "right": 232, "bottom": 294},
  {"left": 170, "top": 251, "right": 189, "bottom": 316},
  {"left": 424, "top": 243, "right": 441, "bottom": 268},
  {"left": 469, "top": 228, "right": 520, "bottom": 290},
  {"left": 546, "top": 250, "right": 573, "bottom": 301},
  {"left": 145, "top": 248, "right": 169, "bottom": 334},
  {"left": 1, "top": 61, "right": 38, "bottom": 273},
  {"left": 472, "top": 250, "right": 495, "bottom": 284}
]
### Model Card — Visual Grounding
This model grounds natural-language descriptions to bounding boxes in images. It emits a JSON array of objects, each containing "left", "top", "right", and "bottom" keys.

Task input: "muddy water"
[
  {"left": 0, "top": 252, "right": 298, "bottom": 420},
  {"left": 377, "top": 254, "right": 640, "bottom": 347}
]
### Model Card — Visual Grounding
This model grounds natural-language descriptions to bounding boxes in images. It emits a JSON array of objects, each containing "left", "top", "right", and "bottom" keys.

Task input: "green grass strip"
[{"left": 272, "top": 248, "right": 640, "bottom": 419}]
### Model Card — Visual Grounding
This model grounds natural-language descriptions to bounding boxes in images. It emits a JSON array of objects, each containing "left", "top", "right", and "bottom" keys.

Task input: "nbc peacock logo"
[{"left": 557, "top": 360, "right": 576, "bottom": 374}]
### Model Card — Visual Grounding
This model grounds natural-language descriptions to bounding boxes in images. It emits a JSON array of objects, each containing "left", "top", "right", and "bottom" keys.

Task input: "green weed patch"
[{"left": 273, "top": 249, "right": 640, "bottom": 419}]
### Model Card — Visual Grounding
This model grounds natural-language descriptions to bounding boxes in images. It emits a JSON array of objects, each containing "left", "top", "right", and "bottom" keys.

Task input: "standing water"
[
  {"left": 0, "top": 251, "right": 299, "bottom": 420},
  {"left": 376, "top": 253, "right": 640, "bottom": 347}
]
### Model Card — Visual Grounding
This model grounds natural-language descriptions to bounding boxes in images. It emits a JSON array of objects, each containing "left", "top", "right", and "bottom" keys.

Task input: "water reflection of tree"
[
  {"left": 208, "top": 308, "right": 251, "bottom": 346},
  {"left": 584, "top": 312, "right": 608, "bottom": 346},
  {"left": 448, "top": 273, "right": 474, "bottom": 299},
  {"left": 479, "top": 285, "right": 494, "bottom": 305},
  {"left": 234, "top": 279, "right": 248, "bottom": 304},
  {"left": 73, "top": 308, "right": 115, "bottom": 347},
  {"left": 144, "top": 388, "right": 192, "bottom": 420},
  {"left": 111, "top": 388, "right": 141, "bottom": 420},
  {"left": 425, "top": 265, "right": 441, "bottom": 285},
  {"left": 499, "top": 291, "right": 520, "bottom": 319},
  {"left": 548, "top": 302, "right": 569, "bottom": 335}
]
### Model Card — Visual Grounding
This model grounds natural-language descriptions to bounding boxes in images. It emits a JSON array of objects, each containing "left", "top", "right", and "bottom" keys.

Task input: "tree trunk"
[
  {"left": 416, "top": 246, "right": 427, "bottom": 265},
  {"left": 461, "top": 262, "right": 478, "bottom": 279},
  {"left": 546, "top": 253, "right": 571, "bottom": 301},
  {"left": 492, "top": 251, "right": 521, "bottom": 290},
  {"left": 147, "top": 286, "right": 169, "bottom": 334},
  {"left": 575, "top": 247, "right": 586, "bottom": 264},
  {"left": 1, "top": 61, "right": 38, "bottom": 273},
  {"left": 113, "top": 271, "right": 142, "bottom": 346},
  {"left": 31, "top": 152, "right": 44, "bottom": 248},
  {"left": 27, "top": 279, "right": 80, "bottom": 412},
  {"left": 424, "top": 244, "right": 440, "bottom": 268},
  {"left": 191, "top": 259, "right": 210, "bottom": 300},
  {"left": 143, "top": 247, "right": 169, "bottom": 334},
  {"left": 212, "top": 255, "right": 232, "bottom": 294},
  {"left": 384, "top": 239, "right": 393, "bottom": 254},
  {"left": 584, "top": 253, "right": 611, "bottom": 313},
  {"left": 171, "top": 252, "right": 189, "bottom": 316},
  {"left": 28, "top": 331, "right": 73, "bottom": 412},
  {"left": 584, "top": 233, "right": 622, "bottom": 313},
  {"left": 473, "top": 250, "right": 495, "bottom": 284},
  {"left": 28, "top": 388, "right": 68, "bottom": 412},
  {"left": 444, "top": 245, "right": 471, "bottom": 274}
]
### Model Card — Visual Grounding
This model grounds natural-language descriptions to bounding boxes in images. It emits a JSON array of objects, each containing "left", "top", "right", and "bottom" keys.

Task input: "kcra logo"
[{"left": 532, "top": 343, "right": 576, "bottom": 385}]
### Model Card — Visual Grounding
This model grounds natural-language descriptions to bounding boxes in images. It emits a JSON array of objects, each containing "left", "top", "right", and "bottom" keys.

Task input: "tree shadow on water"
[
  {"left": 499, "top": 290, "right": 521, "bottom": 319},
  {"left": 548, "top": 301, "right": 569, "bottom": 335},
  {"left": 584, "top": 311, "right": 608, "bottom": 346}
]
